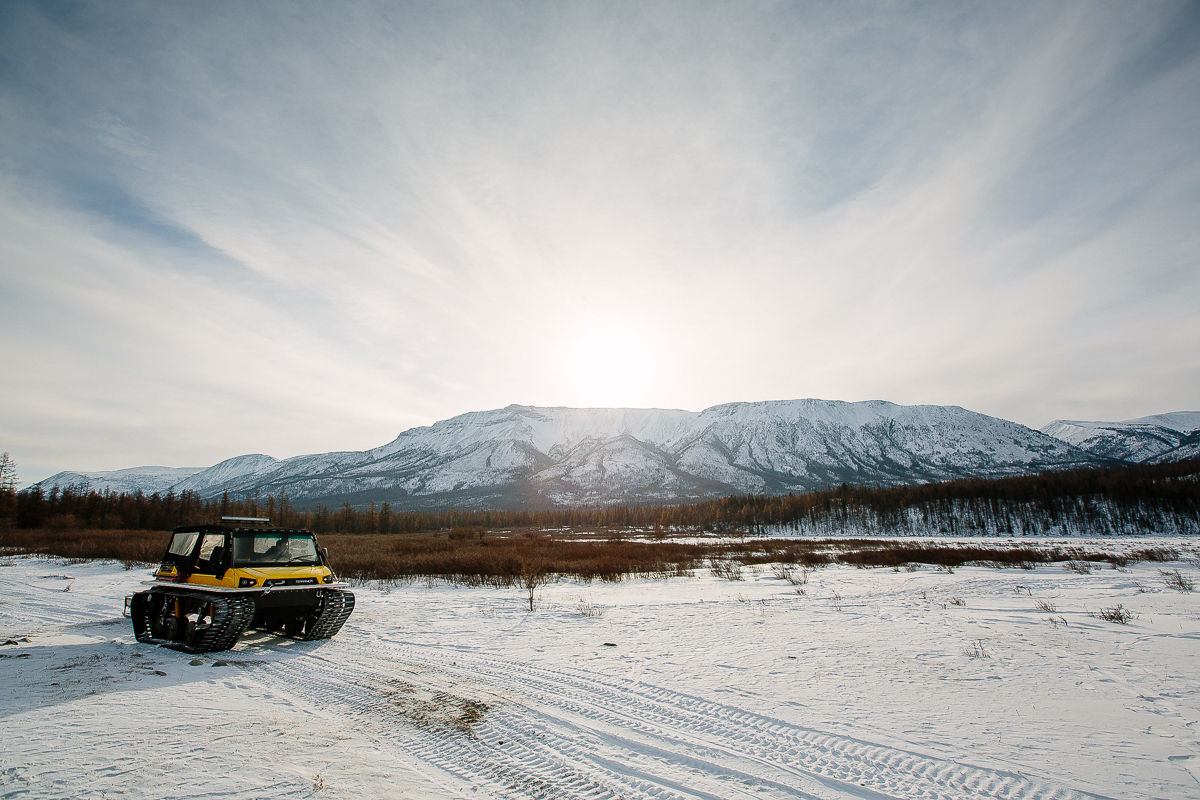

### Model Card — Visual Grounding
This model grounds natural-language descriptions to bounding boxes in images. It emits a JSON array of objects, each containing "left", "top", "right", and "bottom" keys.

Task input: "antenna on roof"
[{"left": 221, "top": 516, "right": 271, "bottom": 524}]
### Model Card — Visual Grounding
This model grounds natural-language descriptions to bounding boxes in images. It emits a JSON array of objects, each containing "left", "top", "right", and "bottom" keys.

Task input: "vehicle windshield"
[{"left": 232, "top": 533, "right": 320, "bottom": 566}]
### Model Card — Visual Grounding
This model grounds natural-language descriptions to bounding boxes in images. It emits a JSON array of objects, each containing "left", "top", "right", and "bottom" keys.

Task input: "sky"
[{"left": 2, "top": 1, "right": 1198, "bottom": 484}]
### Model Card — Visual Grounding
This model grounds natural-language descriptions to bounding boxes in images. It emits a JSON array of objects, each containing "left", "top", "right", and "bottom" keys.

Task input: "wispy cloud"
[{"left": 2, "top": 1, "right": 1197, "bottom": 481}]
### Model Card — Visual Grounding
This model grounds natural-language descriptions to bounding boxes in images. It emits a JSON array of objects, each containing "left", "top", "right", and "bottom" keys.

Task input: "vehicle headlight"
[
  {"left": 322, "top": 575, "right": 334, "bottom": 584},
  {"left": 239, "top": 578, "right": 257, "bottom": 588}
]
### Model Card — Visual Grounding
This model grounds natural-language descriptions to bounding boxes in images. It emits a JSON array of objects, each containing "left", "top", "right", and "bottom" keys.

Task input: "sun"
[{"left": 558, "top": 324, "right": 658, "bottom": 408}]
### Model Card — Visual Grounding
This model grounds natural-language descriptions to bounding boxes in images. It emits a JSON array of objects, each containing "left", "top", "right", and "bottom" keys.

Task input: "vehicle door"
[
  {"left": 193, "top": 532, "right": 230, "bottom": 577},
  {"left": 163, "top": 531, "right": 202, "bottom": 573}
]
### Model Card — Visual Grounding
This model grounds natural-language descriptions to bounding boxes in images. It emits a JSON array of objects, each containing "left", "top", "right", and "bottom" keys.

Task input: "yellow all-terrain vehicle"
[{"left": 128, "top": 517, "right": 354, "bottom": 653}]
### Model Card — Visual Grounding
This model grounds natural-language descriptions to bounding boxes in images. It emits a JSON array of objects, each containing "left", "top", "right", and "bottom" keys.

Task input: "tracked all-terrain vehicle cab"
[{"left": 128, "top": 517, "right": 354, "bottom": 653}]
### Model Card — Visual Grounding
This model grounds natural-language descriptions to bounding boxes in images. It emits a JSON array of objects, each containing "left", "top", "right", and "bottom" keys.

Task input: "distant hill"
[
  {"left": 34, "top": 465, "right": 205, "bottom": 496},
  {"left": 36, "top": 399, "right": 1097, "bottom": 509},
  {"left": 1040, "top": 411, "right": 1200, "bottom": 464}
]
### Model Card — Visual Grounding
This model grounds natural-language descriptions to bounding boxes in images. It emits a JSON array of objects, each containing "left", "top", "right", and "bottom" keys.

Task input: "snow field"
[{"left": 1, "top": 541, "right": 1198, "bottom": 799}]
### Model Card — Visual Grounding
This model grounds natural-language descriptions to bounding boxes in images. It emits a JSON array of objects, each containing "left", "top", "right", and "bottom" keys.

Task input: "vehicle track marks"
[{"left": 255, "top": 635, "right": 1112, "bottom": 800}]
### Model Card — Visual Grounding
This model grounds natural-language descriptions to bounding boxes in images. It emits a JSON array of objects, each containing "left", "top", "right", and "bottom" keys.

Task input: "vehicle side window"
[
  {"left": 193, "top": 533, "right": 227, "bottom": 575},
  {"left": 198, "top": 534, "right": 224, "bottom": 560},
  {"left": 167, "top": 532, "right": 199, "bottom": 557}
]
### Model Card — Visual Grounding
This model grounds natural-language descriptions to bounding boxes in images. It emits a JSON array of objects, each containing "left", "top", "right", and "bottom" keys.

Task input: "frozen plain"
[{"left": 2, "top": 539, "right": 1199, "bottom": 800}]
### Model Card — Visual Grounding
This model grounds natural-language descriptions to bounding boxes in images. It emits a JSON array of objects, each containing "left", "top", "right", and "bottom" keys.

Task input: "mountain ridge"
[
  {"left": 1040, "top": 411, "right": 1200, "bottom": 464},
  {"left": 32, "top": 398, "right": 1129, "bottom": 509}
]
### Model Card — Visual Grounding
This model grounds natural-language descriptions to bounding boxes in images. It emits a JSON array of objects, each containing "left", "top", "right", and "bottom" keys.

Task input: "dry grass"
[
  {"left": 575, "top": 597, "right": 604, "bottom": 617},
  {"left": 2, "top": 528, "right": 168, "bottom": 568},
  {"left": 1160, "top": 569, "right": 1195, "bottom": 592},
  {"left": 1131, "top": 547, "right": 1179, "bottom": 562},
  {"left": 962, "top": 639, "right": 990, "bottom": 659},
  {"left": 1099, "top": 604, "right": 1134, "bottom": 624},
  {"left": 770, "top": 564, "right": 810, "bottom": 585},
  {"left": 3, "top": 528, "right": 1173, "bottom": 586},
  {"left": 709, "top": 558, "right": 744, "bottom": 581},
  {"left": 326, "top": 533, "right": 707, "bottom": 585}
]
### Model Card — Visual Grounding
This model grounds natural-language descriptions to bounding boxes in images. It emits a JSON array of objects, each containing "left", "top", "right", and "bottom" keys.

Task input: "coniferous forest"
[{"left": 3, "top": 458, "right": 1197, "bottom": 538}]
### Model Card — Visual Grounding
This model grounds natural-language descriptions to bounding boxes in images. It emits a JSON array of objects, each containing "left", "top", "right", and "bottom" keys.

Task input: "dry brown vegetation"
[
  {"left": 2, "top": 527, "right": 1175, "bottom": 585},
  {"left": 1, "top": 527, "right": 168, "bottom": 568},
  {"left": 329, "top": 533, "right": 704, "bottom": 585}
]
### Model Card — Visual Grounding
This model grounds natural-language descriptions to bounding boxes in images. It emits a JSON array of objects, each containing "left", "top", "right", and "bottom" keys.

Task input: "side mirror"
[{"left": 321, "top": 547, "right": 329, "bottom": 563}]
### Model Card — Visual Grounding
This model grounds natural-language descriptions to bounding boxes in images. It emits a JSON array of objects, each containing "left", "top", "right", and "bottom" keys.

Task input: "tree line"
[{"left": 3, "top": 457, "right": 1198, "bottom": 537}]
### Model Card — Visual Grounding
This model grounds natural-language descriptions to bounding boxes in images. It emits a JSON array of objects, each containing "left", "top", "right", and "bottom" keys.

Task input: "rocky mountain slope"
[
  {"left": 37, "top": 400, "right": 1099, "bottom": 509},
  {"left": 34, "top": 465, "right": 205, "bottom": 496},
  {"left": 1040, "top": 411, "right": 1200, "bottom": 464}
]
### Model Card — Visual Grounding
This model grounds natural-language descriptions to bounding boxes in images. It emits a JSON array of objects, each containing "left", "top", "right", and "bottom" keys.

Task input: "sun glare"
[{"left": 558, "top": 324, "right": 658, "bottom": 408}]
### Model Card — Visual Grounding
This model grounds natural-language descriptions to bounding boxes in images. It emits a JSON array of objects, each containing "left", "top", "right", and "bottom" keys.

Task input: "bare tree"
[
  {"left": 520, "top": 555, "right": 550, "bottom": 612},
  {"left": 0, "top": 452, "right": 17, "bottom": 533},
  {"left": 0, "top": 452, "right": 16, "bottom": 493}
]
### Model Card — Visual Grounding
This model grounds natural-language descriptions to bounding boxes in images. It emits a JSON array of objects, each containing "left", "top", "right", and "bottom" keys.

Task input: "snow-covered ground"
[{"left": 3, "top": 539, "right": 1199, "bottom": 799}]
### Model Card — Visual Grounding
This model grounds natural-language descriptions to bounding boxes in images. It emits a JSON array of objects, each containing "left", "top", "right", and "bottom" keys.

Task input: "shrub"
[
  {"left": 1160, "top": 569, "right": 1194, "bottom": 592},
  {"left": 770, "top": 563, "right": 795, "bottom": 582},
  {"left": 1099, "top": 604, "right": 1133, "bottom": 624},
  {"left": 1131, "top": 547, "right": 1179, "bottom": 563},
  {"left": 770, "top": 563, "right": 809, "bottom": 585},
  {"left": 962, "top": 639, "right": 989, "bottom": 659},
  {"left": 575, "top": 597, "right": 604, "bottom": 617},
  {"left": 326, "top": 534, "right": 705, "bottom": 585},
  {"left": 709, "top": 559, "right": 743, "bottom": 581},
  {"left": 449, "top": 526, "right": 486, "bottom": 540},
  {"left": 3, "top": 528, "right": 168, "bottom": 565},
  {"left": 520, "top": 556, "right": 550, "bottom": 611},
  {"left": 47, "top": 514, "right": 78, "bottom": 530},
  {"left": 1034, "top": 599, "right": 1057, "bottom": 613},
  {"left": 6, "top": 528, "right": 1173, "bottom": 594}
]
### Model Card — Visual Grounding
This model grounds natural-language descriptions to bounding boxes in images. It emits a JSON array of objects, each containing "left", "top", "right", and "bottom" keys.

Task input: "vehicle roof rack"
[{"left": 221, "top": 516, "right": 272, "bottom": 525}]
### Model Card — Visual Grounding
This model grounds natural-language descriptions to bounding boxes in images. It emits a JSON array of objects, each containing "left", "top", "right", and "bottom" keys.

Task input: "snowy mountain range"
[
  {"left": 35, "top": 465, "right": 206, "bottom": 496},
  {"left": 36, "top": 398, "right": 1171, "bottom": 510},
  {"left": 1039, "top": 411, "right": 1200, "bottom": 464}
]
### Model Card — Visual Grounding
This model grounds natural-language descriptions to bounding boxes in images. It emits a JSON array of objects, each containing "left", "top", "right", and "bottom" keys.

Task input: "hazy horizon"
[{"left": 3, "top": 2, "right": 1198, "bottom": 484}]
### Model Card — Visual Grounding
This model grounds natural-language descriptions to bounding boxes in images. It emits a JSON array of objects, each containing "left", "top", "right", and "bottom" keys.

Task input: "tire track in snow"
[
  {"left": 256, "top": 635, "right": 1114, "bottom": 800},
  {"left": 260, "top": 652, "right": 693, "bottom": 800},
  {"left": 398, "top": 645, "right": 1108, "bottom": 800}
]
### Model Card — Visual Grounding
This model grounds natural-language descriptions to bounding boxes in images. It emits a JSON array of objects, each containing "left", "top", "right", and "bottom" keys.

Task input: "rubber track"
[
  {"left": 302, "top": 589, "right": 355, "bottom": 640},
  {"left": 131, "top": 591, "right": 256, "bottom": 654}
]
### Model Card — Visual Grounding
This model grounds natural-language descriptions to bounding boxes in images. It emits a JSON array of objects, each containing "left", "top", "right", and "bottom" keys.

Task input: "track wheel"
[
  {"left": 183, "top": 614, "right": 199, "bottom": 645},
  {"left": 164, "top": 612, "right": 180, "bottom": 641}
]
